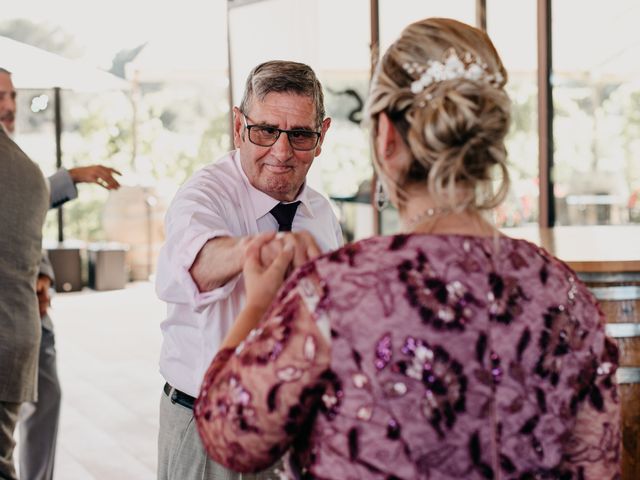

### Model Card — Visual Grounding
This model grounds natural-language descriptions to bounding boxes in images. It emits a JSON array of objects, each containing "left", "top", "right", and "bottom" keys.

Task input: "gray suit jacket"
[{"left": 0, "top": 129, "right": 49, "bottom": 402}]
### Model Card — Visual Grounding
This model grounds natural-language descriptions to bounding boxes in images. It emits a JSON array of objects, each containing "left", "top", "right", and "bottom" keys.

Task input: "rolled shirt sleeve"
[{"left": 155, "top": 181, "right": 242, "bottom": 312}]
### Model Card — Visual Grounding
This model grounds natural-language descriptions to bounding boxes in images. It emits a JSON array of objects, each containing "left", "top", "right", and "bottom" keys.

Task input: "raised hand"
[{"left": 68, "top": 165, "right": 121, "bottom": 190}]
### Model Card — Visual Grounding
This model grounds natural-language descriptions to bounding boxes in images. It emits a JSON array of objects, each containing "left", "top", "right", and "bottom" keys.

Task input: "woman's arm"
[{"left": 194, "top": 233, "right": 329, "bottom": 473}]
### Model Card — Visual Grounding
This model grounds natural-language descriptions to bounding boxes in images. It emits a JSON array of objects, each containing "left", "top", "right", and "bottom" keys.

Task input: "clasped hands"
[{"left": 242, "top": 231, "right": 321, "bottom": 312}]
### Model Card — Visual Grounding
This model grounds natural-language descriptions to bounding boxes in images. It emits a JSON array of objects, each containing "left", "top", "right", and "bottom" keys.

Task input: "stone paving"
[{"left": 30, "top": 281, "right": 165, "bottom": 480}]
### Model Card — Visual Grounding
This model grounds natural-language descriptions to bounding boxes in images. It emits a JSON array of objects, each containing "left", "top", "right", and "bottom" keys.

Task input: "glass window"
[
  {"left": 553, "top": 0, "right": 640, "bottom": 225},
  {"left": 487, "top": 0, "right": 539, "bottom": 227}
]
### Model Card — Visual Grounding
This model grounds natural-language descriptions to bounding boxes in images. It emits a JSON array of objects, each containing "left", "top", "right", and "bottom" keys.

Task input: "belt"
[{"left": 164, "top": 382, "right": 196, "bottom": 410}]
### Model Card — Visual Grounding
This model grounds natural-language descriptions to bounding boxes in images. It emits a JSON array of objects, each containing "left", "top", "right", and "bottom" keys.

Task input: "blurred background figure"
[
  {"left": 1, "top": 67, "right": 121, "bottom": 480},
  {"left": 0, "top": 121, "right": 48, "bottom": 480}
]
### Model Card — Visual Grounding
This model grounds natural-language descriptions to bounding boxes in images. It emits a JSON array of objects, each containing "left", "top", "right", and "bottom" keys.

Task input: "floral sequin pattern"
[
  {"left": 235, "top": 298, "right": 299, "bottom": 366},
  {"left": 535, "top": 305, "right": 588, "bottom": 386},
  {"left": 487, "top": 272, "right": 529, "bottom": 325},
  {"left": 201, "top": 373, "right": 260, "bottom": 434},
  {"left": 389, "top": 335, "right": 468, "bottom": 437},
  {"left": 399, "top": 251, "right": 479, "bottom": 330}
]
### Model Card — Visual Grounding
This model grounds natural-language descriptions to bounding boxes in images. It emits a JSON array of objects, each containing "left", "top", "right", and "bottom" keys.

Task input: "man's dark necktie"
[{"left": 270, "top": 201, "right": 301, "bottom": 232}]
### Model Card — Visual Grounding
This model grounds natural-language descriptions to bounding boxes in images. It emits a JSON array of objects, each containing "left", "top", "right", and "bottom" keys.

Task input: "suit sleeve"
[
  {"left": 48, "top": 169, "right": 78, "bottom": 209},
  {"left": 39, "top": 250, "right": 55, "bottom": 282}
]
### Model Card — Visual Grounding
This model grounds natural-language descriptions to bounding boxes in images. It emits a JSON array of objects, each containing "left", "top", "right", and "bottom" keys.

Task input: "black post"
[
  {"left": 537, "top": 0, "right": 555, "bottom": 227},
  {"left": 226, "top": 1, "right": 235, "bottom": 150},
  {"left": 370, "top": 0, "right": 381, "bottom": 235},
  {"left": 54, "top": 87, "right": 64, "bottom": 242}
]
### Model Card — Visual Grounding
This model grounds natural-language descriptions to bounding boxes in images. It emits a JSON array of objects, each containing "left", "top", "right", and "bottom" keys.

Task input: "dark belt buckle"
[{"left": 167, "top": 383, "right": 195, "bottom": 410}]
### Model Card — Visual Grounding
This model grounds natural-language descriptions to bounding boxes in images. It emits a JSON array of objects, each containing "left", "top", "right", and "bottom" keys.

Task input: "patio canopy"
[{"left": 1, "top": 35, "right": 129, "bottom": 91}]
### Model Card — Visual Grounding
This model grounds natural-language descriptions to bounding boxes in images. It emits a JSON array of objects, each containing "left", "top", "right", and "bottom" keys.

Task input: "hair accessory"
[{"left": 403, "top": 49, "right": 504, "bottom": 95}]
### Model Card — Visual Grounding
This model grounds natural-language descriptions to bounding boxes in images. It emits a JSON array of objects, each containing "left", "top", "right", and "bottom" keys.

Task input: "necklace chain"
[{"left": 405, "top": 207, "right": 448, "bottom": 232}]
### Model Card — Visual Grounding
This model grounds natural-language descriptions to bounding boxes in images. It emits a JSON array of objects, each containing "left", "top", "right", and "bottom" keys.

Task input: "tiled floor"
[{"left": 23, "top": 281, "right": 165, "bottom": 480}]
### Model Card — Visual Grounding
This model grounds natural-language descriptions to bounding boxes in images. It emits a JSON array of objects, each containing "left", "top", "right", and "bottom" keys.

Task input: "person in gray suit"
[
  {"left": 0, "top": 126, "right": 49, "bottom": 480},
  {"left": 1, "top": 67, "right": 121, "bottom": 480}
]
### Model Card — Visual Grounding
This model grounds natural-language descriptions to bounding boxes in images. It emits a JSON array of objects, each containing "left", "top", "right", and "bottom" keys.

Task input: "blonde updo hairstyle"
[{"left": 366, "top": 18, "right": 511, "bottom": 213}]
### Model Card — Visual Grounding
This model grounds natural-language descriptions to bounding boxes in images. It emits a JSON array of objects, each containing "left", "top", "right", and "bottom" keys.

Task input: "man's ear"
[
  {"left": 233, "top": 107, "right": 244, "bottom": 148},
  {"left": 313, "top": 117, "right": 332, "bottom": 157}
]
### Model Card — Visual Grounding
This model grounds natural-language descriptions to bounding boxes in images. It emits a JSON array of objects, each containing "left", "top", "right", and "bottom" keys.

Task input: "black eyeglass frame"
[{"left": 241, "top": 112, "right": 321, "bottom": 151}]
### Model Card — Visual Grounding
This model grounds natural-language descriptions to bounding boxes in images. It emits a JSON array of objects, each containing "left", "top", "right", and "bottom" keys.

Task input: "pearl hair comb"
[{"left": 402, "top": 49, "right": 504, "bottom": 98}]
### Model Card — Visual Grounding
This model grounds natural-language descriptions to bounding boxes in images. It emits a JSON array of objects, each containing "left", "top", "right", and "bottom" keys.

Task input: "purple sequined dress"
[{"left": 195, "top": 234, "right": 620, "bottom": 480}]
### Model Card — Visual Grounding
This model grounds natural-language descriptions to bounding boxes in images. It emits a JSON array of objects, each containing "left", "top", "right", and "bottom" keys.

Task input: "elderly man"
[
  {"left": 1, "top": 67, "right": 121, "bottom": 480},
  {"left": 155, "top": 60, "right": 343, "bottom": 479}
]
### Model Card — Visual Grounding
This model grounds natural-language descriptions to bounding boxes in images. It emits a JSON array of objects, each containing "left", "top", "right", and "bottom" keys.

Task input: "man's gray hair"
[
  {"left": 239, "top": 60, "right": 325, "bottom": 128},
  {"left": 0, "top": 68, "right": 12, "bottom": 75}
]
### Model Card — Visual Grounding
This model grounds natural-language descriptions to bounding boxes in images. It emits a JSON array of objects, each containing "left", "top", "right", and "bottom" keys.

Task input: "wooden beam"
[
  {"left": 226, "top": 3, "right": 235, "bottom": 150},
  {"left": 54, "top": 87, "right": 64, "bottom": 242},
  {"left": 370, "top": 0, "right": 381, "bottom": 235},
  {"left": 537, "top": 0, "right": 555, "bottom": 227},
  {"left": 476, "top": 0, "right": 487, "bottom": 32}
]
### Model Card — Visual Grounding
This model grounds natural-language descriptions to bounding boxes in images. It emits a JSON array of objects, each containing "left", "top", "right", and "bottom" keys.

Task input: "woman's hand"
[
  {"left": 243, "top": 232, "right": 295, "bottom": 312},
  {"left": 259, "top": 230, "right": 322, "bottom": 275}
]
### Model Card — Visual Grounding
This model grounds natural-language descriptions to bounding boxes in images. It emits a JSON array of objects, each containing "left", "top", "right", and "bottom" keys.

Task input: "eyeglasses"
[{"left": 242, "top": 113, "right": 321, "bottom": 151}]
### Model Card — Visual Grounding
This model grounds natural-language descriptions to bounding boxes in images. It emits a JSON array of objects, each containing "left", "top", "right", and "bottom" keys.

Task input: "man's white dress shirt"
[{"left": 156, "top": 150, "right": 343, "bottom": 396}]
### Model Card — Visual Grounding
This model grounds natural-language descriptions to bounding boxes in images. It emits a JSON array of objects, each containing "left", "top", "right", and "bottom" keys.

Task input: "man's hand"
[
  {"left": 68, "top": 165, "right": 121, "bottom": 190},
  {"left": 36, "top": 274, "right": 52, "bottom": 318}
]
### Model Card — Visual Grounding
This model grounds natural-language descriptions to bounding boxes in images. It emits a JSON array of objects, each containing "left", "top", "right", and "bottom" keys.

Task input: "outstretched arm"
[
  {"left": 189, "top": 230, "right": 320, "bottom": 293},
  {"left": 48, "top": 165, "right": 121, "bottom": 208},
  {"left": 195, "top": 241, "right": 330, "bottom": 473},
  {"left": 189, "top": 235, "right": 252, "bottom": 293},
  {"left": 218, "top": 232, "right": 295, "bottom": 349}
]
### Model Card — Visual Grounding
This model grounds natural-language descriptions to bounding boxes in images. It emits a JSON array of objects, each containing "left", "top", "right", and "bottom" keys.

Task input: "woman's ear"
[
  {"left": 375, "top": 112, "right": 411, "bottom": 182},
  {"left": 375, "top": 112, "right": 396, "bottom": 161}
]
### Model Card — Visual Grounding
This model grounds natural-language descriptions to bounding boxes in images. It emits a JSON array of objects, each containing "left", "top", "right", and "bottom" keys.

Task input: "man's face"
[
  {"left": 0, "top": 73, "right": 17, "bottom": 134},
  {"left": 233, "top": 92, "right": 331, "bottom": 202}
]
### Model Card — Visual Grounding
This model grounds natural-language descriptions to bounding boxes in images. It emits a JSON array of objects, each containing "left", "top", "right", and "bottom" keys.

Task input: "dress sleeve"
[
  {"left": 561, "top": 303, "right": 621, "bottom": 479},
  {"left": 194, "top": 273, "right": 331, "bottom": 473}
]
